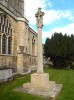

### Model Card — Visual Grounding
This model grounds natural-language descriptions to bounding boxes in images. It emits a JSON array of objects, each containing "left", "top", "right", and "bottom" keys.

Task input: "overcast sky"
[{"left": 25, "top": 0, "right": 74, "bottom": 44}]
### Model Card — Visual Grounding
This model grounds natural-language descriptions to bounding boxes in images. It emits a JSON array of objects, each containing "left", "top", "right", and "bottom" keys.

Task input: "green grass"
[
  {"left": 0, "top": 69, "right": 74, "bottom": 100},
  {"left": 44, "top": 68, "right": 74, "bottom": 100}
]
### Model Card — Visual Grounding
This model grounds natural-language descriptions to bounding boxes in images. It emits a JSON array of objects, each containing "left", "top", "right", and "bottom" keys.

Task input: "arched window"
[
  {"left": 0, "top": 14, "right": 12, "bottom": 55},
  {"left": 2, "top": 34, "right": 7, "bottom": 54},
  {"left": 8, "top": 36, "right": 12, "bottom": 54},
  {"left": 2, "top": 25, "right": 4, "bottom": 32},
  {"left": 32, "top": 36, "right": 35, "bottom": 55},
  {"left": 1, "top": 16, "right": 3, "bottom": 24},
  {"left": 5, "top": 26, "right": 7, "bottom": 33}
]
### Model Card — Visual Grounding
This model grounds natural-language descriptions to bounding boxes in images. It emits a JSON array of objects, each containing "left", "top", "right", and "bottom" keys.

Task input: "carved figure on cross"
[{"left": 35, "top": 8, "right": 44, "bottom": 28}]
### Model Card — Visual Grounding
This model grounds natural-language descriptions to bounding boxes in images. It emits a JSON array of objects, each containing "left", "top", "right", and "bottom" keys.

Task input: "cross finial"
[{"left": 35, "top": 8, "right": 44, "bottom": 28}]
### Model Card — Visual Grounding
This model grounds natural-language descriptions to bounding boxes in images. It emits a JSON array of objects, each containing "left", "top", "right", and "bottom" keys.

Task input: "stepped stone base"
[{"left": 15, "top": 73, "right": 62, "bottom": 100}]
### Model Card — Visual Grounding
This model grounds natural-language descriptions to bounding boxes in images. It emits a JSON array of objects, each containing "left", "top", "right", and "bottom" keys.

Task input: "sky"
[{"left": 25, "top": 0, "right": 74, "bottom": 44}]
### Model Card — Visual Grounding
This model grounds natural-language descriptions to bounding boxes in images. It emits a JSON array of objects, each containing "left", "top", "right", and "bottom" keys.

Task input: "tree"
[{"left": 44, "top": 32, "right": 74, "bottom": 68}]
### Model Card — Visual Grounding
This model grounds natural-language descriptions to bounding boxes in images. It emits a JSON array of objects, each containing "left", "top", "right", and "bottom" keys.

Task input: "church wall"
[
  {"left": 7, "top": 16, "right": 18, "bottom": 56},
  {"left": 27, "top": 28, "right": 38, "bottom": 70},
  {"left": 0, "top": 55, "right": 17, "bottom": 72},
  {"left": 0, "top": 0, "right": 38, "bottom": 73},
  {"left": 16, "top": 18, "right": 38, "bottom": 73},
  {"left": 28, "top": 28, "right": 38, "bottom": 56},
  {"left": 0, "top": 13, "right": 18, "bottom": 72},
  {"left": 23, "top": 54, "right": 37, "bottom": 72},
  {"left": 0, "top": 0, "right": 24, "bottom": 17}
]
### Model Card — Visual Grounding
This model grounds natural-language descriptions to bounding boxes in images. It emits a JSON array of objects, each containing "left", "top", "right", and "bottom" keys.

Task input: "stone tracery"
[{"left": 0, "top": 14, "right": 12, "bottom": 54}]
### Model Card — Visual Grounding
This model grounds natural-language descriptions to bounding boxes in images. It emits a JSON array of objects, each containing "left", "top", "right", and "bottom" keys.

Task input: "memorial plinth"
[{"left": 22, "top": 8, "right": 62, "bottom": 99}]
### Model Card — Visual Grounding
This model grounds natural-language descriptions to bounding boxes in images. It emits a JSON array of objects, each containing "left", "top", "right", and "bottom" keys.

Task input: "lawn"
[{"left": 0, "top": 68, "right": 74, "bottom": 100}]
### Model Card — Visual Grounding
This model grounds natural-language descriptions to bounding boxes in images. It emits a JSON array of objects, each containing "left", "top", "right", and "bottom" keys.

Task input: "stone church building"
[{"left": 0, "top": 0, "right": 38, "bottom": 74}]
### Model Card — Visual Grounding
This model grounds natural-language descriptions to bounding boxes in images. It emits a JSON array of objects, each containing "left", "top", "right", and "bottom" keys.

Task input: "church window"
[
  {"left": 9, "top": 29, "right": 12, "bottom": 36},
  {"left": 0, "top": 14, "right": 12, "bottom": 55},
  {"left": 1, "top": 16, "right": 3, "bottom": 24},
  {"left": 32, "top": 36, "right": 35, "bottom": 44},
  {"left": 8, "top": 28, "right": 10, "bottom": 34},
  {"left": 8, "top": 36, "right": 12, "bottom": 54},
  {"left": 7, "top": 19, "right": 8, "bottom": 27},
  {"left": 2, "top": 34, "right": 7, "bottom": 54},
  {"left": 4, "top": 15, "right": 6, "bottom": 25},
  {"left": 5, "top": 18, "right": 8, "bottom": 26},
  {"left": 2, "top": 25, "right": 4, "bottom": 32},
  {"left": 2, "top": 17, "right": 4, "bottom": 25},
  {"left": 5, "top": 26, "right": 7, "bottom": 33}
]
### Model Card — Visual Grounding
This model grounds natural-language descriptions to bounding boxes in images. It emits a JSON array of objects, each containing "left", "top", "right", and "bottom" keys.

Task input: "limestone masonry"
[{"left": 0, "top": 0, "right": 38, "bottom": 74}]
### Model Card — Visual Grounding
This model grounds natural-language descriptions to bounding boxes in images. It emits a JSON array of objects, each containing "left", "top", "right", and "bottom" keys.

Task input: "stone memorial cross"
[{"left": 35, "top": 8, "right": 44, "bottom": 73}]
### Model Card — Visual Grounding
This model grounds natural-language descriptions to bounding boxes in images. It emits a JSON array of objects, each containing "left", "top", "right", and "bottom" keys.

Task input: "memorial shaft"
[{"left": 35, "top": 8, "right": 44, "bottom": 73}]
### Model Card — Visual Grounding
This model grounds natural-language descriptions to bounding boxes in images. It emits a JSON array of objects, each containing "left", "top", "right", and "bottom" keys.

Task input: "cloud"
[
  {"left": 42, "top": 23, "right": 74, "bottom": 43},
  {"left": 25, "top": 0, "right": 74, "bottom": 44},
  {"left": 25, "top": 0, "right": 53, "bottom": 25},
  {"left": 43, "top": 0, "right": 53, "bottom": 8},
  {"left": 25, "top": 0, "right": 46, "bottom": 24},
  {"left": 25, "top": 0, "right": 74, "bottom": 25},
  {"left": 42, "top": 9, "right": 74, "bottom": 25}
]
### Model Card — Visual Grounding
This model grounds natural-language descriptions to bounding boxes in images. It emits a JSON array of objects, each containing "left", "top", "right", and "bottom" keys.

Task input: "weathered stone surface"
[
  {"left": 0, "top": 69, "right": 12, "bottom": 82},
  {"left": 31, "top": 73, "right": 49, "bottom": 89},
  {"left": 35, "top": 8, "right": 44, "bottom": 73},
  {"left": 22, "top": 8, "right": 62, "bottom": 100},
  {"left": 16, "top": 81, "right": 62, "bottom": 100},
  {"left": 22, "top": 72, "right": 62, "bottom": 99},
  {"left": 0, "top": 8, "right": 38, "bottom": 74},
  {"left": 0, "top": 0, "right": 24, "bottom": 17}
]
